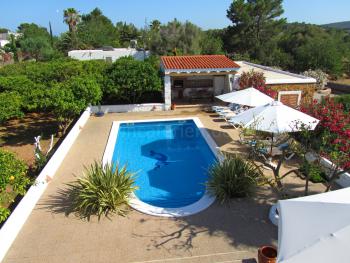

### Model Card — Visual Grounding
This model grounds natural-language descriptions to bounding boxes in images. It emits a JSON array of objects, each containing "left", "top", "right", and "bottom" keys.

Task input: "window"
[{"left": 278, "top": 90, "right": 302, "bottom": 108}]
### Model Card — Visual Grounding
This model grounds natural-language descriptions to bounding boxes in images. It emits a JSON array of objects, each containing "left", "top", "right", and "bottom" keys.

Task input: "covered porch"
[
  {"left": 170, "top": 74, "right": 232, "bottom": 104},
  {"left": 161, "top": 55, "right": 241, "bottom": 109}
]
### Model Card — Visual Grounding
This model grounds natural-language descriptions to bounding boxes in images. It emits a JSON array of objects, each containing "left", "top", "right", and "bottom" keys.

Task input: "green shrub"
[
  {"left": 0, "top": 149, "right": 29, "bottom": 195},
  {"left": 0, "top": 76, "right": 45, "bottom": 111},
  {"left": 68, "top": 162, "right": 137, "bottom": 220},
  {"left": 300, "top": 161, "right": 326, "bottom": 183},
  {"left": 0, "top": 59, "right": 107, "bottom": 86},
  {"left": 207, "top": 154, "right": 261, "bottom": 202},
  {"left": 45, "top": 76, "right": 102, "bottom": 132},
  {"left": 0, "top": 207, "right": 10, "bottom": 223},
  {"left": 139, "top": 90, "right": 163, "bottom": 103},
  {"left": 104, "top": 57, "right": 162, "bottom": 104},
  {"left": 0, "top": 92, "right": 23, "bottom": 123}
]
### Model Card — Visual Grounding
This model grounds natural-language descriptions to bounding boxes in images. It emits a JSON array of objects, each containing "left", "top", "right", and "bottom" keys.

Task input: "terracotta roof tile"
[{"left": 161, "top": 55, "right": 240, "bottom": 70}]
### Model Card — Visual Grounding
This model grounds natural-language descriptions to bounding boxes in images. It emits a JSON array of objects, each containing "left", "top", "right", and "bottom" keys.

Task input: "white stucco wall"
[
  {"left": 0, "top": 39, "right": 9, "bottom": 48},
  {"left": 68, "top": 48, "right": 150, "bottom": 62},
  {"left": 213, "top": 76, "right": 225, "bottom": 95},
  {"left": 164, "top": 76, "right": 171, "bottom": 110},
  {"left": 90, "top": 103, "right": 165, "bottom": 113}
]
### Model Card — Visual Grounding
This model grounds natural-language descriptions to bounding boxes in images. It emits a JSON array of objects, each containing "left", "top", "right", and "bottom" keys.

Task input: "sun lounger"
[
  {"left": 212, "top": 106, "right": 229, "bottom": 112},
  {"left": 212, "top": 103, "right": 241, "bottom": 113},
  {"left": 217, "top": 108, "right": 233, "bottom": 114},
  {"left": 227, "top": 118, "right": 242, "bottom": 128},
  {"left": 212, "top": 103, "right": 236, "bottom": 112},
  {"left": 223, "top": 112, "right": 238, "bottom": 120}
]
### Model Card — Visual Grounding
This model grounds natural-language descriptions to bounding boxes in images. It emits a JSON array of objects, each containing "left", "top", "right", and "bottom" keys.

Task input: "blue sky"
[{"left": 1, "top": 0, "right": 350, "bottom": 35}]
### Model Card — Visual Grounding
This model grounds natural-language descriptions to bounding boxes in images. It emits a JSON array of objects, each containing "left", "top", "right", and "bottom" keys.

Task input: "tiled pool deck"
[{"left": 3, "top": 109, "right": 325, "bottom": 263}]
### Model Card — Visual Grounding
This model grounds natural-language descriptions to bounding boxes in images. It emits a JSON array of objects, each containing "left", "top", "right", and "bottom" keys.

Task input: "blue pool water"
[{"left": 111, "top": 119, "right": 217, "bottom": 208}]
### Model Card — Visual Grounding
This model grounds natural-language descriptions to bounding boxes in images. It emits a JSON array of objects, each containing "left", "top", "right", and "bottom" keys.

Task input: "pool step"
[
  {"left": 133, "top": 250, "right": 256, "bottom": 263},
  {"left": 142, "top": 194, "right": 203, "bottom": 208}
]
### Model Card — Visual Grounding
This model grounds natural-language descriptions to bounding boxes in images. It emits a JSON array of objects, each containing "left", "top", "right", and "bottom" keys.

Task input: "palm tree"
[
  {"left": 63, "top": 8, "right": 81, "bottom": 32},
  {"left": 150, "top": 20, "right": 161, "bottom": 32},
  {"left": 63, "top": 8, "right": 81, "bottom": 49},
  {"left": 63, "top": 8, "right": 80, "bottom": 33}
]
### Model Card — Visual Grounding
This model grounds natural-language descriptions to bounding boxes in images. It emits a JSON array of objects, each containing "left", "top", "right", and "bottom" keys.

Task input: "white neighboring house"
[
  {"left": 68, "top": 48, "right": 150, "bottom": 62},
  {"left": 0, "top": 31, "right": 21, "bottom": 48},
  {"left": 0, "top": 40, "right": 9, "bottom": 48}
]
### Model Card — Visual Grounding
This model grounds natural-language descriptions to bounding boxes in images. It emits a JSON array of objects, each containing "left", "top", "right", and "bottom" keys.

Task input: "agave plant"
[
  {"left": 207, "top": 154, "right": 262, "bottom": 203},
  {"left": 68, "top": 161, "right": 137, "bottom": 220}
]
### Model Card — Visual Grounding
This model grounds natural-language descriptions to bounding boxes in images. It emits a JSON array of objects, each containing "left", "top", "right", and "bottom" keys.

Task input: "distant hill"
[{"left": 322, "top": 21, "right": 350, "bottom": 32}]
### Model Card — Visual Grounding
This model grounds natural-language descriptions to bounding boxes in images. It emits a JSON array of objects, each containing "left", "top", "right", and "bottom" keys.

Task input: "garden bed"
[
  {"left": 0, "top": 112, "right": 61, "bottom": 166},
  {"left": 305, "top": 152, "right": 350, "bottom": 188},
  {"left": 0, "top": 112, "right": 61, "bottom": 223}
]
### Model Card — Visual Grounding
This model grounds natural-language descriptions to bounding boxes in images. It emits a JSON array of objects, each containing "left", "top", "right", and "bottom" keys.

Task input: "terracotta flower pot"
[
  {"left": 258, "top": 246, "right": 277, "bottom": 263},
  {"left": 171, "top": 103, "right": 176, "bottom": 110}
]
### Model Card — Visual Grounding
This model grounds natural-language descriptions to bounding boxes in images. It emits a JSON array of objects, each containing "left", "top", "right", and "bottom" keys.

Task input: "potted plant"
[
  {"left": 171, "top": 103, "right": 176, "bottom": 110},
  {"left": 258, "top": 246, "right": 277, "bottom": 263}
]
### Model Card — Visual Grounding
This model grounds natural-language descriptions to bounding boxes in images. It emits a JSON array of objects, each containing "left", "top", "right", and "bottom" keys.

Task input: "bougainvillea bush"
[
  {"left": 239, "top": 70, "right": 277, "bottom": 99},
  {"left": 301, "top": 97, "right": 350, "bottom": 172}
]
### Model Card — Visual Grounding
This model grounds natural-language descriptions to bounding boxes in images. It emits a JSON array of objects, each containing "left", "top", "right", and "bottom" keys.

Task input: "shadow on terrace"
[
  {"left": 130, "top": 191, "right": 277, "bottom": 253},
  {"left": 40, "top": 184, "right": 278, "bottom": 253}
]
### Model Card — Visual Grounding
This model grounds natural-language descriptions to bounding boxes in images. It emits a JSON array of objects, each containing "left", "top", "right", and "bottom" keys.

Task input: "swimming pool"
[{"left": 103, "top": 117, "right": 218, "bottom": 217}]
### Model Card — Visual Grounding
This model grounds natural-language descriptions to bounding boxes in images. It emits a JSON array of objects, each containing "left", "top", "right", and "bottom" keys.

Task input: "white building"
[
  {"left": 234, "top": 61, "right": 316, "bottom": 107},
  {"left": 0, "top": 31, "right": 21, "bottom": 48},
  {"left": 0, "top": 40, "right": 9, "bottom": 48},
  {"left": 161, "top": 55, "right": 240, "bottom": 110},
  {"left": 68, "top": 48, "right": 150, "bottom": 62},
  {"left": 160, "top": 55, "right": 317, "bottom": 110},
  {"left": 234, "top": 61, "right": 316, "bottom": 87}
]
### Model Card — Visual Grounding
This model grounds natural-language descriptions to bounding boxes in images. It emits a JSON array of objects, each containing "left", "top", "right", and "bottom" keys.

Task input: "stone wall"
[{"left": 268, "top": 83, "right": 316, "bottom": 105}]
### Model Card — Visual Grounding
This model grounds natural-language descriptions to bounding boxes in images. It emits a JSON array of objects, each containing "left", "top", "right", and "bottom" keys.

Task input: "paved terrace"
[{"left": 4, "top": 109, "right": 325, "bottom": 263}]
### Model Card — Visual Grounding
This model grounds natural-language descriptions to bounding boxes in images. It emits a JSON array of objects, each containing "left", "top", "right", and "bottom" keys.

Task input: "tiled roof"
[{"left": 161, "top": 55, "right": 240, "bottom": 70}]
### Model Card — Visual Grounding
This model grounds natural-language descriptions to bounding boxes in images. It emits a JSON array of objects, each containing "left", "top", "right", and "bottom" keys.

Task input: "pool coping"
[{"left": 102, "top": 117, "right": 221, "bottom": 217}]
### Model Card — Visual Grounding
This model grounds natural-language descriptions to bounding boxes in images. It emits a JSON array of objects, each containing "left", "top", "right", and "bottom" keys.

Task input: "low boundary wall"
[
  {"left": 90, "top": 103, "right": 165, "bottom": 113},
  {"left": 0, "top": 108, "right": 92, "bottom": 262}
]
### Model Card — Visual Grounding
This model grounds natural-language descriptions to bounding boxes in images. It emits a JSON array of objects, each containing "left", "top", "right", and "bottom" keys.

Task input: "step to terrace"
[{"left": 131, "top": 250, "right": 257, "bottom": 263}]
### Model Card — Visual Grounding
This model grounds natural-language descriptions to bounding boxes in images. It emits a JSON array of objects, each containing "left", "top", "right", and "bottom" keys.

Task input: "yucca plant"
[
  {"left": 207, "top": 154, "right": 262, "bottom": 203},
  {"left": 68, "top": 161, "right": 137, "bottom": 220}
]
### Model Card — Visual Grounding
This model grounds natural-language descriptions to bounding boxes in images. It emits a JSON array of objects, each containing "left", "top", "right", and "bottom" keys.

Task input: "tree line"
[{"left": 1, "top": 0, "right": 350, "bottom": 77}]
